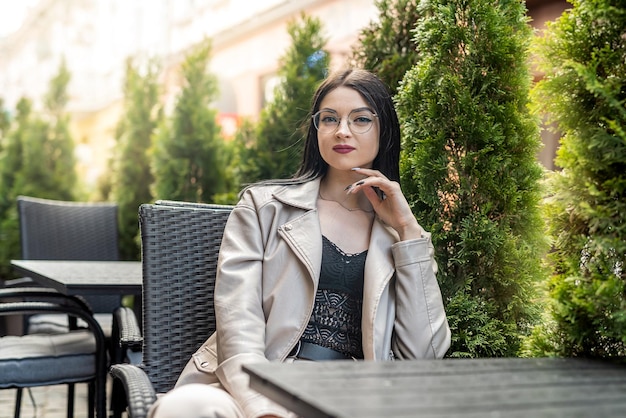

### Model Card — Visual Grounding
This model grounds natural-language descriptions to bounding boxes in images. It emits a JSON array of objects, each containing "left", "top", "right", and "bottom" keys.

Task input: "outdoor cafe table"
[
  {"left": 243, "top": 357, "right": 626, "bottom": 418},
  {"left": 10, "top": 259, "right": 142, "bottom": 296}
]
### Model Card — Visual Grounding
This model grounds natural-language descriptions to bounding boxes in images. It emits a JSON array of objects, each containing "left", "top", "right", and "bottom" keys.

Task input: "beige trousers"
[{"left": 147, "top": 383, "right": 245, "bottom": 418}]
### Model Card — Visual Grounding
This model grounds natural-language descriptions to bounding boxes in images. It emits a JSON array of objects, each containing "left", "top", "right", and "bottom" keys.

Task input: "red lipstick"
[{"left": 333, "top": 145, "right": 355, "bottom": 154}]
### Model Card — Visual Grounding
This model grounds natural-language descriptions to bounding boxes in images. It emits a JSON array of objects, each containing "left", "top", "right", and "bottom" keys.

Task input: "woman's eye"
[{"left": 353, "top": 116, "right": 372, "bottom": 125}]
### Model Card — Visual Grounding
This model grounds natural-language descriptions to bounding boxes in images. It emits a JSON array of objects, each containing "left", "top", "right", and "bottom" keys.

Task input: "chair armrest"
[
  {"left": 111, "top": 306, "right": 143, "bottom": 364},
  {"left": 0, "top": 287, "right": 93, "bottom": 315},
  {"left": 0, "top": 300, "right": 104, "bottom": 343},
  {"left": 1, "top": 276, "right": 38, "bottom": 288},
  {"left": 0, "top": 287, "right": 94, "bottom": 331},
  {"left": 110, "top": 364, "right": 158, "bottom": 418}
]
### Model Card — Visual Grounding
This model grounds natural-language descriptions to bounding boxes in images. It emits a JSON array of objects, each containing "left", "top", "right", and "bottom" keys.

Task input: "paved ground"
[{"left": 0, "top": 377, "right": 117, "bottom": 418}]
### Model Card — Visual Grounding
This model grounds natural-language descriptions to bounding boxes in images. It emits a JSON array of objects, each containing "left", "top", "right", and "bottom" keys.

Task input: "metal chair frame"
[{"left": 0, "top": 287, "right": 107, "bottom": 418}]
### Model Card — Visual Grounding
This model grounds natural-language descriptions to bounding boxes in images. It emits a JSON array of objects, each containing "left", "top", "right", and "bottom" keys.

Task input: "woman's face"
[{"left": 315, "top": 86, "right": 380, "bottom": 173}]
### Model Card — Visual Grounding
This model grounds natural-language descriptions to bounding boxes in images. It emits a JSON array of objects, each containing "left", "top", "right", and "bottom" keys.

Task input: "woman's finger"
[
  {"left": 347, "top": 176, "right": 395, "bottom": 196},
  {"left": 351, "top": 167, "right": 387, "bottom": 179}
]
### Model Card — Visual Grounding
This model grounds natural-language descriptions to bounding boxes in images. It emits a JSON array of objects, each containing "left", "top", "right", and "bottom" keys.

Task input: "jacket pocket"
[
  {"left": 192, "top": 344, "right": 218, "bottom": 373},
  {"left": 175, "top": 338, "right": 219, "bottom": 387}
]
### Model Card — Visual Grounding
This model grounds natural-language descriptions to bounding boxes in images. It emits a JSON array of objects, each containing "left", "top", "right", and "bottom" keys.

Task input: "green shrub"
[
  {"left": 523, "top": 0, "right": 626, "bottom": 359},
  {"left": 396, "top": 0, "right": 547, "bottom": 357}
]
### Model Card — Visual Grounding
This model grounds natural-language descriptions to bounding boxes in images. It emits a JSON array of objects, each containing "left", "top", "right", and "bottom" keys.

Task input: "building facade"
[{"left": 0, "top": 0, "right": 568, "bottom": 189}]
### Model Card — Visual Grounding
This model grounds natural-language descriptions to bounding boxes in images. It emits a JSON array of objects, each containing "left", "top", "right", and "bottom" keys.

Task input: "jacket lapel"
[
  {"left": 362, "top": 218, "right": 397, "bottom": 358},
  {"left": 273, "top": 179, "right": 323, "bottom": 287},
  {"left": 364, "top": 219, "right": 397, "bottom": 294}
]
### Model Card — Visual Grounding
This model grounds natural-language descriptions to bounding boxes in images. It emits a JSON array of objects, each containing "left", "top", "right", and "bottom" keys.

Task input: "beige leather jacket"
[{"left": 176, "top": 178, "right": 451, "bottom": 418}]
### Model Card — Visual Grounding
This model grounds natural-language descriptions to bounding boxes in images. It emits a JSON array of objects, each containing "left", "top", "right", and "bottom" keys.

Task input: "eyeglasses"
[{"left": 312, "top": 109, "right": 378, "bottom": 135}]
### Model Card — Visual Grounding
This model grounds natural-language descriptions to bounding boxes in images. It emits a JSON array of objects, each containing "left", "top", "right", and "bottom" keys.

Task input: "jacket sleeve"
[
  {"left": 213, "top": 194, "right": 292, "bottom": 418},
  {"left": 391, "top": 232, "right": 451, "bottom": 359}
]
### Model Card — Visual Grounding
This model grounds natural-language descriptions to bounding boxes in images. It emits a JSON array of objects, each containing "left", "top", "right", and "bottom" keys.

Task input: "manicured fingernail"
[
  {"left": 344, "top": 184, "right": 353, "bottom": 191},
  {"left": 356, "top": 180, "right": 364, "bottom": 186},
  {"left": 351, "top": 167, "right": 361, "bottom": 171}
]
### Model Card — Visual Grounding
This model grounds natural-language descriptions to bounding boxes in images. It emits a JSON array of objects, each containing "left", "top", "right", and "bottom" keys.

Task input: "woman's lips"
[{"left": 333, "top": 145, "right": 355, "bottom": 154}]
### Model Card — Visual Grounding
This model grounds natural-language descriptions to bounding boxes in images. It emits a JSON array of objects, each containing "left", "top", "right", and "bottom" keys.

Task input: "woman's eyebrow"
[
  {"left": 351, "top": 107, "right": 374, "bottom": 113},
  {"left": 319, "top": 107, "right": 374, "bottom": 113}
]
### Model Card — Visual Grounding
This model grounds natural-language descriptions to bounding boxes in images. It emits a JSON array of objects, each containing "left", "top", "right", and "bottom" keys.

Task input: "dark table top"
[
  {"left": 11, "top": 259, "right": 142, "bottom": 295},
  {"left": 244, "top": 357, "right": 626, "bottom": 418}
]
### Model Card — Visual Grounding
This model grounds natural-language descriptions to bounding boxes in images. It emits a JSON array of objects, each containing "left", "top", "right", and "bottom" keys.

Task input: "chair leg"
[
  {"left": 110, "top": 377, "right": 127, "bottom": 418},
  {"left": 67, "top": 383, "right": 75, "bottom": 418},
  {"left": 88, "top": 381, "right": 96, "bottom": 418},
  {"left": 14, "top": 388, "right": 22, "bottom": 418}
]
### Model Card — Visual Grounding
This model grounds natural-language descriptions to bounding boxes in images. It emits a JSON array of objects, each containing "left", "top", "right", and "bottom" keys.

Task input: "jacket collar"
[
  {"left": 271, "top": 176, "right": 398, "bottom": 286},
  {"left": 272, "top": 177, "right": 321, "bottom": 211},
  {"left": 271, "top": 176, "right": 399, "bottom": 257}
]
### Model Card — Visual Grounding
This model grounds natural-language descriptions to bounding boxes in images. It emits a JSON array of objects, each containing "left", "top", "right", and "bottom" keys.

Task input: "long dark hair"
[{"left": 295, "top": 68, "right": 401, "bottom": 182}]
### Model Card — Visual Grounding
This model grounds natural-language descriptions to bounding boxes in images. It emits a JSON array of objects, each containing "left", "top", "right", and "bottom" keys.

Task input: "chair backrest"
[
  {"left": 17, "top": 195, "right": 119, "bottom": 261},
  {"left": 139, "top": 201, "right": 233, "bottom": 393},
  {"left": 17, "top": 195, "right": 120, "bottom": 312}
]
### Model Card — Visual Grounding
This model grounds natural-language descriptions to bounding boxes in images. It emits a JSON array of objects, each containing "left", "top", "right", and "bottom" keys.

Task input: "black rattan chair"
[
  {"left": 15, "top": 195, "right": 122, "bottom": 338},
  {"left": 0, "top": 287, "right": 107, "bottom": 418},
  {"left": 110, "top": 201, "right": 233, "bottom": 418}
]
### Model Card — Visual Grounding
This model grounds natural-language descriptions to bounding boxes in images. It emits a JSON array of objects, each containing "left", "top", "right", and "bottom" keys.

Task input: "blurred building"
[
  {"left": 0, "top": 0, "right": 568, "bottom": 189},
  {"left": 526, "top": 0, "right": 572, "bottom": 170}
]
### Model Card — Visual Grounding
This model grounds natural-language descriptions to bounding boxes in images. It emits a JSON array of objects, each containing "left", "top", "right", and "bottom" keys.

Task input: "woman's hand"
[{"left": 347, "top": 168, "right": 422, "bottom": 241}]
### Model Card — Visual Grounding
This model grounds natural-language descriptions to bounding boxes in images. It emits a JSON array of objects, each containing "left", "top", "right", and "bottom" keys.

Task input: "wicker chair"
[
  {"left": 14, "top": 195, "right": 122, "bottom": 338},
  {"left": 0, "top": 288, "right": 107, "bottom": 418},
  {"left": 110, "top": 201, "right": 233, "bottom": 418}
]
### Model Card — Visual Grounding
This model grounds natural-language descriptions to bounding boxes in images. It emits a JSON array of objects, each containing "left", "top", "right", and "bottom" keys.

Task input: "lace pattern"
[{"left": 300, "top": 236, "right": 367, "bottom": 359}]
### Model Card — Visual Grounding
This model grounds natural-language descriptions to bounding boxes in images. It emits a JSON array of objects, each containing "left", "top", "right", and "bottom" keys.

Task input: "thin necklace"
[{"left": 318, "top": 190, "right": 374, "bottom": 213}]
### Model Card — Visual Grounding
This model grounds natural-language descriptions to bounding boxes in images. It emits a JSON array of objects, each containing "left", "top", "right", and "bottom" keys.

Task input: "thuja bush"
[
  {"left": 351, "top": 0, "right": 422, "bottom": 96},
  {"left": 523, "top": 0, "right": 626, "bottom": 358},
  {"left": 396, "top": 0, "right": 547, "bottom": 357},
  {"left": 245, "top": 14, "right": 329, "bottom": 183},
  {"left": 151, "top": 39, "right": 228, "bottom": 203},
  {"left": 0, "top": 62, "right": 78, "bottom": 279},
  {"left": 111, "top": 58, "right": 162, "bottom": 260}
]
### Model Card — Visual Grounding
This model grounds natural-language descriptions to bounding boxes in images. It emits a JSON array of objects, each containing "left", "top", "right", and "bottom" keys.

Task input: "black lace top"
[{"left": 300, "top": 235, "right": 367, "bottom": 359}]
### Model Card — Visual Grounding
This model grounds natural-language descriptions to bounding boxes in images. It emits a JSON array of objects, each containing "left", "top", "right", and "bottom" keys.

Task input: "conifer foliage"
[
  {"left": 151, "top": 39, "right": 226, "bottom": 203},
  {"left": 396, "top": 0, "right": 547, "bottom": 357},
  {"left": 351, "top": 0, "right": 422, "bottom": 96},
  {"left": 0, "top": 99, "right": 10, "bottom": 141},
  {"left": 525, "top": 0, "right": 626, "bottom": 357},
  {"left": 0, "top": 62, "right": 78, "bottom": 278},
  {"left": 243, "top": 14, "right": 329, "bottom": 183},
  {"left": 111, "top": 58, "right": 162, "bottom": 260}
]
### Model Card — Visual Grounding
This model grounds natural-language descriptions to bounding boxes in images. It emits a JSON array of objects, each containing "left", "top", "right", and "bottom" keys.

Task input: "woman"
[{"left": 150, "top": 68, "right": 451, "bottom": 418}]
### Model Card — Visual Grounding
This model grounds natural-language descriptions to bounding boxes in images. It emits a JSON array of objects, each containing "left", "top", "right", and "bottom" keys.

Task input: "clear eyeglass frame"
[{"left": 312, "top": 109, "right": 378, "bottom": 135}]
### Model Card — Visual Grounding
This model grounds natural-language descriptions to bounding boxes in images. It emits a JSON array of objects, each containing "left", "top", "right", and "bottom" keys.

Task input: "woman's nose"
[{"left": 335, "top": 118, "right": 351, "bottom": 136}]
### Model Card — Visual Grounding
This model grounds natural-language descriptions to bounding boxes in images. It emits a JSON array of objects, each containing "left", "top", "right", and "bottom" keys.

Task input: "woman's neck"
[
  {"left": 322, "top": 168, "right": 361, "bottom": 193},
  {"left": 319, "top": 173, "right": 373, "bottom": 213}
]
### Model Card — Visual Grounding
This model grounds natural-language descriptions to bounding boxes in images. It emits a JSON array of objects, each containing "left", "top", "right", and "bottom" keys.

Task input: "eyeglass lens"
[{"left": 313, "top": 110, "right": 377, "bottom": 134}]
